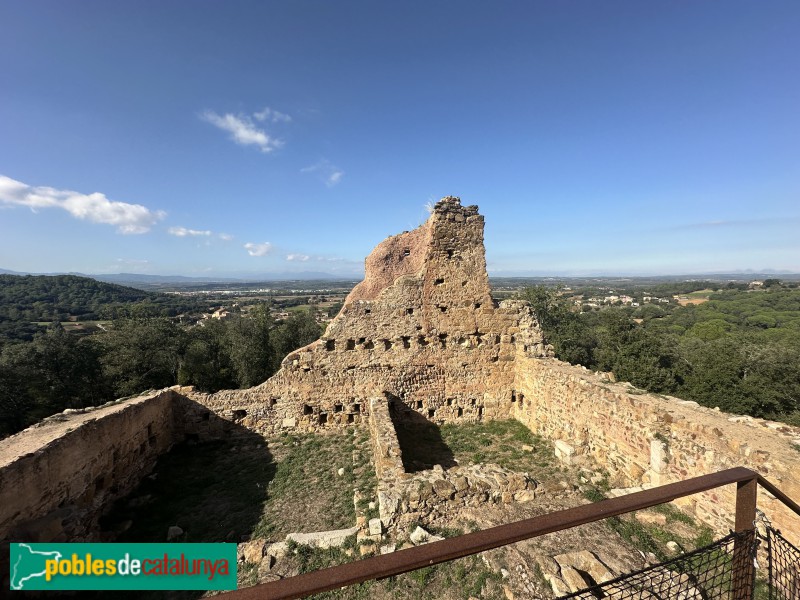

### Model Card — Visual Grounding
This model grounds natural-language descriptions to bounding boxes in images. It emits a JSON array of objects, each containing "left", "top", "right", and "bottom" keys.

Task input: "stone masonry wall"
[
  {"left": 182, "top": 196, "right": 800, "bottom": 543},
  {"left": 4, "top": 194, "right": 798, "bottom": 562},
  {"left": 368, "top": 395, "right": 539, "bottom": 531},
  {"left": 513, "top": 356, "right": 800, "bottom": 543},
  {"left": 184, "top": 197, "right": 550, "bottom": 434},
  {"left": 0, "top": 388, "right": 228, "bottom": 545},
  {"left": 368, "top": 396, "right": 405, "bottom": 480}
]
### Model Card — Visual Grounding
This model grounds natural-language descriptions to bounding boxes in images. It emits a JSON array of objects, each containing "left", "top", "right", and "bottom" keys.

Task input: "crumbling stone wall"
[
  {"left": 513, "top": 356, "right": 800, "bottom": 542},
  {"left": 185, "top": 197, "right": 550, "bottom": 434},
  {"left": 367, "top": 395, "right": 538, "bottom": 531},
  {"left": 183, "top": 196, "right": 800, "bottom": 542},
  {"left": 368, "top": 396, "right": 405, "bottom": 480},
  {"left": 0, "top": 389, "right": 227, "bottom": 545},
  {"left": 3, "top": 195, "right": 799, "bottom": 556}
]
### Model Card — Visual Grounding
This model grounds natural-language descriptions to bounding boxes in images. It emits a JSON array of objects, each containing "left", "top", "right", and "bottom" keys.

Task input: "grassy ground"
[
  {"left": 250, "top": 431, "right": 363, "bottom": 539},
  {"left": 440, "top": 418, "right": 565, "bottom": 480},
  {"left": 107, "top": 429, "right": 373, "bottom": 545}
]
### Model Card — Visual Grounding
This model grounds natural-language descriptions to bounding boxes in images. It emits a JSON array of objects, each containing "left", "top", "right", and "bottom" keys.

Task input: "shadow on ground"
[
  {"left": 389, "top": 396, "right": 456, "bottom": 472},
  {"left": 93, "top": 412, "right": 275, "bottom": 600}
]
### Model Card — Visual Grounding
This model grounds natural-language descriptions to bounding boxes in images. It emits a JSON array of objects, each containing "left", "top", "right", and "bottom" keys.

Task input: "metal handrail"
[
  {"left": 757, "top": 474, "right": 800, "bottom": 518},
  {"left": 220, "top": 466, "right": 800, "bottom": 600}
]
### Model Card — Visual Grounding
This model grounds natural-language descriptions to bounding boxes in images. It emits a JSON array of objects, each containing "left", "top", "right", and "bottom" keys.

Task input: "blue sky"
[{"left": 1, "top": 1, "right": 798, "bottom": 278}]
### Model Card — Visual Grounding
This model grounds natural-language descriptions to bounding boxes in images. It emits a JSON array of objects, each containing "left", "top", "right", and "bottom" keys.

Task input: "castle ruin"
[{"left": 2, "top": 196, "right": 799, "bottom": 557}]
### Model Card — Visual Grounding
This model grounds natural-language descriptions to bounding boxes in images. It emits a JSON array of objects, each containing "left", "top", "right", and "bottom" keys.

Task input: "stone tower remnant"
[
  {"left": 3, "top": 195, "right": 799, "bottom": 549},
  {"left": 195, "top": 196, "right": 551, "bottom": 432}
]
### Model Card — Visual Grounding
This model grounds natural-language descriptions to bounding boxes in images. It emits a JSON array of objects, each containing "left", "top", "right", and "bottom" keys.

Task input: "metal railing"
[{"left": 222, "top": 467, "right": 800, "bottom": 600}]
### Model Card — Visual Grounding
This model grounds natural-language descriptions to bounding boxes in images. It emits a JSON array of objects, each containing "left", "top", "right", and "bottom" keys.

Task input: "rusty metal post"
[{"left": 732, "top": 477, "right": 758, "bottom": 600}]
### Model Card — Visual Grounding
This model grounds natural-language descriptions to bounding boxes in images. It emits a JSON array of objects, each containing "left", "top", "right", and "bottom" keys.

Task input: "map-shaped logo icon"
[{"left": 10, "top": 543, "right": 63, "bottom": 590}]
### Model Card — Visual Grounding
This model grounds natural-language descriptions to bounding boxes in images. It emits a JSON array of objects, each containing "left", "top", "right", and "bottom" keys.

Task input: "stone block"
[
  {"left": 432, "top": 479, "right": 456, "bottom": 499},
  {"left": 554, "top": 440, "right": 576, "bottom": 465},
  {"left": 238, "top": 539, "right": 266, "bottom": 563},
  {"left": 650, "top": 439, "right": 668, "bottom": 473},
  {"left": 286, "top": 525, "right": 359, "bottom": 549},
  {"left": 368, "top": 518, "right": 382, "bottom": 536}
]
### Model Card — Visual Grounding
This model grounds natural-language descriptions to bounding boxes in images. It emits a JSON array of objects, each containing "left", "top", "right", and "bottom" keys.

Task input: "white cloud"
[
  {"left": 218, "top": 233, "right": 234, "bottom": 241},
  {"left": 254, "top": 107, "right": 292, "bottom": 123},
  {"left": 0, "top": 175, "right": 165, "bottom": 234},
  {"left": 301, "top": 159, "right": 344, "bottom": 187},
  {"left": 200, "top": 110, "right": 283, "bottom": 153},
  {"left": 244, "top": 242, "right": 273, "bottom": 257},
  {"left": 286, "top": 253, "right": 310, "bottom": 261},
  {"left": 168, "top": 226, "right": 212, "bottom": 237}
]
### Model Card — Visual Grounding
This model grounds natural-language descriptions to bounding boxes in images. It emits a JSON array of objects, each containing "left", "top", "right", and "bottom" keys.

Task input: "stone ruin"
[
  {"left": 188, "top": 196, "right": 551, "bottom": 433},
  {"left": 2, "top": 196, "right": 800, "bottom": 576}
]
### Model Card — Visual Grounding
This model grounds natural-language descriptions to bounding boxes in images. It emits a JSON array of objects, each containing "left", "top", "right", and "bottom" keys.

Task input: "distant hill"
[
  {"left": 0, "top": 274, "right": 153, "bottom": 322},
  {"left": 92, "top": 273, "right": 245, "bottom": 286}
]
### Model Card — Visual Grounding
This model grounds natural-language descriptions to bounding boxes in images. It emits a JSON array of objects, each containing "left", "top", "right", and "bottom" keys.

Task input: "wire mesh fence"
[
  {"left": 556, "top": 530, "right": 758, "bottom": 600},
  {"left": 767, "top": 527, "right": 800, "bottom": 600}
]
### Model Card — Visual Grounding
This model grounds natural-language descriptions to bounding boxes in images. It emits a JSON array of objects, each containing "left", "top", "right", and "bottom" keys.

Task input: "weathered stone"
[
  {"left": 432, "top": 479, "right": 456, "bottom": 499},
  {"left": 554, "top": 440, "right": 576, "bottom": 465},
  {"left": 239, "top": 539, "right": 266, "bottom": 563},
  {"left": 380, "top": 543, "right": 396, "bottom": 554},
  {"left": 560, "top": 565, "right": 590, "bottom": 592},
  {"left": 627, "top": 462, "right": 646, "bottom": 481},
  {"left": 368, "top": 518, "right": 382, "bottom": 536},
  {"left": 265, "top": 541, "right": 289, "bottom": 559},
  {"left": 2, "top": 195, "right": 800, "bottom": 554},
  {"left": 409, "top": 526, "right": 433, "bottom": 545},
  {"left": 286, "top": 526, "right": 359, "bottom": 549},
  {"left": 554, "top": 550, "right": 614, "bottom": 588},
  {"left": 513, "top": 490, "right": 536, "bottom": 503},
  {"left": 650, "top": 438, "right": 669, "bottom": 473},
  {"left": 453, "top": 476, "right": 470, "bottom": 492},
  {"left": 635, "top": 511, "right": 667, "bottom": 526}
]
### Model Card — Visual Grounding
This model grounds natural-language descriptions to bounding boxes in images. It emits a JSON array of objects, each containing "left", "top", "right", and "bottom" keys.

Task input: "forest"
[
  {"left": 522, "top": 284, "right": 800, "bottom": 426},
  {"left": 0, "top": 275, "right": 322, "bottom": 437},
  {"left": 2, "top": 274, "right": 799, "bottom": 438}
]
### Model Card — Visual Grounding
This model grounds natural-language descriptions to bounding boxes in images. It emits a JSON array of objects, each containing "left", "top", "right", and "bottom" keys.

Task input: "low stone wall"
[
  {"left": 389, "top": 463, "right": 538, "bottom": 529},
  {"left": 368, "top": 396, "right": 405, "bottom": 480},
  {"left": 367, "top": 393, "right": 539, "bottom": 530},
  {"left": 0, "top": 388, "right": 229, "bottom": 545},
  {"left": 514, "top": 356, "right": 800, "bottom": 543}
]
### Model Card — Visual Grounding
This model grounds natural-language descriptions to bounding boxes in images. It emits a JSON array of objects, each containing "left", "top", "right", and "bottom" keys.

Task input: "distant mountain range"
[{"left": 0, "top": 269, "right": 360, "bottom": 284}]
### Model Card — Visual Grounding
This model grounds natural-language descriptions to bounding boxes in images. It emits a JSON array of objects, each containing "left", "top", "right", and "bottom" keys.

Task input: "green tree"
[
  {"left": 177, "top": 319, "right": 236, "bottom": 392},
  {"left": 519, "top": 286, "right": 597, "bottom": 367},
  {"left": 0, "top": 323, "right": 107, "bottom": 436},
  {"left": 226, "top": 304, "right": 277, "bottom": 388},
  {"left": 271, "top": 309, "right": 323, "bottom": 366},
  {"left": 0, "top": 362, "right": 35, "bottom": 436},
  {"left": 94, "top": 318, "right": 184, "bottom": 397}
]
